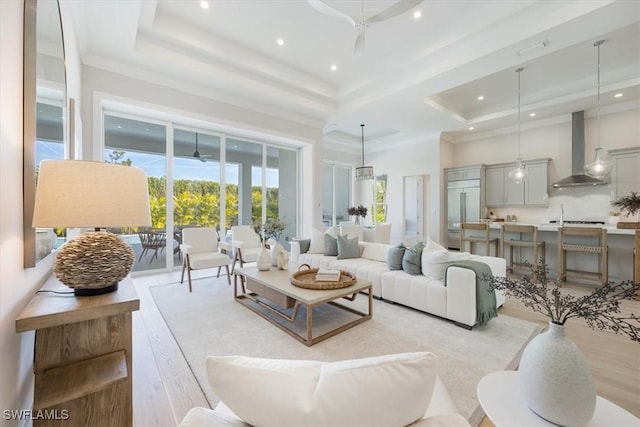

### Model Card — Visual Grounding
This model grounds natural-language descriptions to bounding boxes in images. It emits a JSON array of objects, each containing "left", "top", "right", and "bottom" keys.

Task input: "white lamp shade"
[{"left": 32, "top": 160, "right": 152, "bottom": 228}]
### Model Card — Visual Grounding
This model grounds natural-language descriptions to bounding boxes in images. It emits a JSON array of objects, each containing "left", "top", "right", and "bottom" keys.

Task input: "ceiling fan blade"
[
  {"left": 368, "top": 0, "right": 424, "bottom": 23},
  {"left": 354, "top": 30, "right": 365, "bottom": 56},
  {"left": 307, "top": 0, "right": 356, "bottom": 27}
]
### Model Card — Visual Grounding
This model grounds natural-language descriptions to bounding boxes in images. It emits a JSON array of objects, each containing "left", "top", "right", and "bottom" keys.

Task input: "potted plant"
[
  {"left": 489, "top": 263, "right": 639, "bottom": 426},
  {"left": 611, "top": 192, "right": 640, "bottom": 227},
  {"left": 252, "top": 218, "right": 288, "bottom": 270},
  {"left": 347, "top": 205, "right": 368, "bottom": 224}
]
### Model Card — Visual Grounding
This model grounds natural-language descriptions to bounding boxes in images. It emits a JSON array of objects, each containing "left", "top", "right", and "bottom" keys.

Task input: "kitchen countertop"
[{"left": 454, "top": 222, "right": 636, "bottom": 235}]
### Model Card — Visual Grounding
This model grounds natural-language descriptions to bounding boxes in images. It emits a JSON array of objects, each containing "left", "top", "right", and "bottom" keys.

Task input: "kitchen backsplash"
[{"left": 489, "top": 185, "right": 616, "bottom": 224}]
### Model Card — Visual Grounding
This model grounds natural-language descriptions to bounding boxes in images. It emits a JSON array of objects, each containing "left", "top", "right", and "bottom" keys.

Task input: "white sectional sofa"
[{"left": 290, "top": 238, "right": 506, "bottom": 329}]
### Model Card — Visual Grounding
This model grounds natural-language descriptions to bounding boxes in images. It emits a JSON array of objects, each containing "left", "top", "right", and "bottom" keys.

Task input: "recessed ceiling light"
[
  {"left": 413, "top": 10, "right": 422, "bottom": 19},
  {"left": 468, "top": 126, "right": 474, "bottom": 131},
  {"left": 199, "top": 1, "right": 209, "bottom": 10},
  {"left": 330, "top": 65, "right": 337, "bottom": 71},
  {"left": 117, "top": 125, "right": 122, "bottom": 129},
  {"left": 614, "top": 93, "right": 623, "bottom": 98},
  {"left": 529, "top": 112, "right": 536, "bottom": 117},
  {"left": 276, "top": 38, "right": 285, "bottom": 46},
  {"left": 477, "top": 96, "right": 484, "bottom": 101}
]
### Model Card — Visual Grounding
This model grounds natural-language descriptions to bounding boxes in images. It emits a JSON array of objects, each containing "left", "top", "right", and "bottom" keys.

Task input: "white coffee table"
[
  {"left": 234, "top": 266, "right": 372, "bottom": 346},
  {"left": 478, "top": 371, "right": 639, "bottom": 426}
]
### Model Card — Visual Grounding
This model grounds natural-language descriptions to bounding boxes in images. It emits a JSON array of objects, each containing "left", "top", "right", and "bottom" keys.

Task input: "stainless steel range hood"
[{"left": 551, "top": 111, "right": 607, "bottom": 188}]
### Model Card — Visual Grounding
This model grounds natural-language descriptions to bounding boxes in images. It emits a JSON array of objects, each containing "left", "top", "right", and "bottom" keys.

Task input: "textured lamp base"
[{"left": 54, "top": 231, "right": 135, "bottom": 295}]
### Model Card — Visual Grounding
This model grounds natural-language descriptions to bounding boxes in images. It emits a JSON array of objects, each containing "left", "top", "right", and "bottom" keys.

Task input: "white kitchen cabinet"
[
  {"left": 485, "top": 167, "right": 504, "bottom": 206},
  {"left": 485, "top": 165, "right": 524, "bottom": 206},
  {"left": 486, "top": 159, "right": 549, "bottom": 207},
  {"left": 609, "top": 147, "right": 640, "bottom": 201},
  {"left": 524, "top": 160, "right": 550, "bottom": 205},
  {"left": 446, "top": 166, "right": 483, "bottom": 182}
]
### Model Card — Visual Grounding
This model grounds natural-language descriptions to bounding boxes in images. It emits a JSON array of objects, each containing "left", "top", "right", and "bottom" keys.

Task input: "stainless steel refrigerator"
[{"left": 447, "top": 179, "right": 481, "bottom": 249}]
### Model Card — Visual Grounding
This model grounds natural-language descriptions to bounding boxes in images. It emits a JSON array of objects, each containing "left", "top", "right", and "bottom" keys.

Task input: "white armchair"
[
  {"left": 180, "top": 227, "right": 231, "bottom": 292},
  {"left": 230, "top": 225, "right": 263, "bottom": 273}
]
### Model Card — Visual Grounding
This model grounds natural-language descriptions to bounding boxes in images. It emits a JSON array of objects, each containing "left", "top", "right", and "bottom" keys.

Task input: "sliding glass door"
[
  {"left": 103, "top": 112, "right": 299, "bottom": 272},
  {"left": 104, "top": 114, "right": 170, "bottom": 273}
]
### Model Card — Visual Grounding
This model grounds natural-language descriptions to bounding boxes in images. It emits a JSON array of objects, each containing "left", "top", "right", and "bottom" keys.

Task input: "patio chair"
[
  {"left": 137, "top": 230, "right": 166, "bottom": 263},
  {"left": 230, "top": 225, "right": 263, "bottom": 273},
  {"left": 180, "top": 227, "right": 231, "bottom": 292}
]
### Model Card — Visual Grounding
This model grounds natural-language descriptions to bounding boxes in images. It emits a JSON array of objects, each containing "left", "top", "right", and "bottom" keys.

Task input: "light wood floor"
[{"left": 130, "top": 270, "right": 640, "bottom": 426}]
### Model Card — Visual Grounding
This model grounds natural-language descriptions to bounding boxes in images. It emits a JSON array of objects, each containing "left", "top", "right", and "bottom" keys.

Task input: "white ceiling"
[{"left": 66, "top": 0, "right": 640, "bottom": 152}]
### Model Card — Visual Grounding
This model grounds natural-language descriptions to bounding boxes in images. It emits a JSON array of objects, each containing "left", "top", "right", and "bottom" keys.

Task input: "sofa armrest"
[{"left": 445, "top": 267, "right": 477, "bottom": 327}]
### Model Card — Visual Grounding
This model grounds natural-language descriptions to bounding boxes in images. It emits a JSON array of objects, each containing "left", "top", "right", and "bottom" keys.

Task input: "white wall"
[
  {"left": 368, "top": 135, "right": 443, "bottom": 244},
  {"left": 0, "top": 1, "right": 54, "bottom": 420}
]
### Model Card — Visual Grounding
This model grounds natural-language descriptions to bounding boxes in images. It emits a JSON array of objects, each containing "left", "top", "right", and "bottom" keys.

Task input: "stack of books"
[{"left": 315, "top": 268, "right": 341, "bottom": 282}]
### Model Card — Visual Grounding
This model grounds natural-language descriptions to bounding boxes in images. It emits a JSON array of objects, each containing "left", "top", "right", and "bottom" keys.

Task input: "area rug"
[{"left": 150, "top": 276, "right": 543, "bottom": 426}]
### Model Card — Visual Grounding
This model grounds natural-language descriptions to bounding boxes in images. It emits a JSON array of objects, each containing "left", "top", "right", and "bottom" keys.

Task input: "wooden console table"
[
  {"left": 635, "top": 230, "right": 639, "bottom": 300},
  {"left": 16, "top": 276, "right": 139, "bottom": 426}
]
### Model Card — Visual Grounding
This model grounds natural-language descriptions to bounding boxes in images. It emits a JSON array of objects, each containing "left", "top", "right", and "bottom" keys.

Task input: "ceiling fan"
[
  {"left": 192, "top": 132, "right": 211, "bottom": 162},
  {"left": 307, "top": 0, "right": 424, "bottom": 55}
]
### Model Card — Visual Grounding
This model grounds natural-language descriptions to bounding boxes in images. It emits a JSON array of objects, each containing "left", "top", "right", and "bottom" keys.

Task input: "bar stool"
[
  {"left": 557, "top": 227, "right": 608, "bottom": 285},
  {"left": 500, "top": 224, "right": 545, "bottom": 273},
  {"left": 460, "top": 223, "right": 498, "bottom": 256}
]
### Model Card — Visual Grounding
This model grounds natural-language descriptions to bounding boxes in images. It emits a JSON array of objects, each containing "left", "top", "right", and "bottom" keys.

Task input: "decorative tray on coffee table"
[{"left": 290, "top": 265, "right": 356, "bottom": 290}]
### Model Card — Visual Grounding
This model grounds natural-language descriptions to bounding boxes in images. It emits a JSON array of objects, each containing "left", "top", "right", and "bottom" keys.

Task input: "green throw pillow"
[
  {"left": 324, "top": 234, "right": 338, "bottom": 256},
  {"left": 387, "top": 245, "right": 406, "bottom": 270},
  {"left": 293, "top": 238, "right": 311, "bottom": 254},
  {"left": 337, "top": 235, "right": 360, "bottom": 260},
  {"left": 402, "top": 242, "right": 425, "bottom": 275}
]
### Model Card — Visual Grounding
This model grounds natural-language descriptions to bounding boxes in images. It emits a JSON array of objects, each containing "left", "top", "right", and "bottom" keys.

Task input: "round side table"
[{"left": 477, "top": 371, "right": 639, "bottom": 426}]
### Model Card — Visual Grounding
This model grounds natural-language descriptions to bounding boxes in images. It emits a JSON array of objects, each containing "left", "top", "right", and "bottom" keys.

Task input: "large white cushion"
[
  {"left": 421, "top": 250, "right": 471, "bottom": 279},
  {"left": 206, "top": 352, "right": 438, "bottom": 427},
  {"left": 361, "top": 242, "right": 393, "bottom": 262},
  {"left": 308, "top": 226, "right": 340, "bottom": 254}
]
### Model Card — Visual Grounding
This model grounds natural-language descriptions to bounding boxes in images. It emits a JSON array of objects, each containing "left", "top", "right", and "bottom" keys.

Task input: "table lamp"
[{"left": 32, "top": 159, "right": 152, "bottom": 296}]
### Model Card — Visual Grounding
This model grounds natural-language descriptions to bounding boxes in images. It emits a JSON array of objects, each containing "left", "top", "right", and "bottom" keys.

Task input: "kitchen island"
[{"left": 453, "top": 222, "right": 635, "bottom": 283}]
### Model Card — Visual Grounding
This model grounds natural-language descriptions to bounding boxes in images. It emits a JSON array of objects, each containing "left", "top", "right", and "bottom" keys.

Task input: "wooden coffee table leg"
[{"left": 306, "top": 303, "right": 312, "bottom": 344}]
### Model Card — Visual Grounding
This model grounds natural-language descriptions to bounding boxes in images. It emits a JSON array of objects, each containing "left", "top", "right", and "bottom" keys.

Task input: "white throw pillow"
[
  {"left": 307, "top": 226, "right": 339, "bottom": 254},
  {"left": 422, "top": 250, "right": 471, "bottom": 279},
  {"left": 361, "top": 242, "right": 393, "bottom": 262},
  {"left": 307, "top": 229, "right": 325, "bottom": 254},
  {"left": 206, "top": 352, "right": 438, "bottom": 427},
  {"left": 424, "top": 239, "right": 447, "bottom": 252}
]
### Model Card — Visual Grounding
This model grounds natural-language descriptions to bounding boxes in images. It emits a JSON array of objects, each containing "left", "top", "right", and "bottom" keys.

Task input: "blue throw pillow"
[
  {"left": 324, "top": 234, "right": 338, "bottom": 256},
  {"left": 402, "top": 242, "right": 425, "bottom": 275},
  {"left": 337, "top": 235, "right": 360, "bottom": 260},
  {"left": 387, "top": 245, "right": 406, "bottom": 270}
]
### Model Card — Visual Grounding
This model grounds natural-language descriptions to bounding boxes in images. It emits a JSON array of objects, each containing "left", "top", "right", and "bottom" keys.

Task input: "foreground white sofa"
[
  {"left": 180, "top": 352, "right": 471, "bottom": 427},
  {"left": 291, "top": 239, "right": 506, "bottom": 329}
]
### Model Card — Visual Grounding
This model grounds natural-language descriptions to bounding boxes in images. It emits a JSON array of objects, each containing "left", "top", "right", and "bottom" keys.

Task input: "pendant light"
[
  {"left": 508, "top": 67, "right": 528, "bottom": 184},
  {"left": 355, "top": 123, "right": 374, "bottom": 181},
  {"left": 584, "top": 40, "right": 612, "bottom": 178}
]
